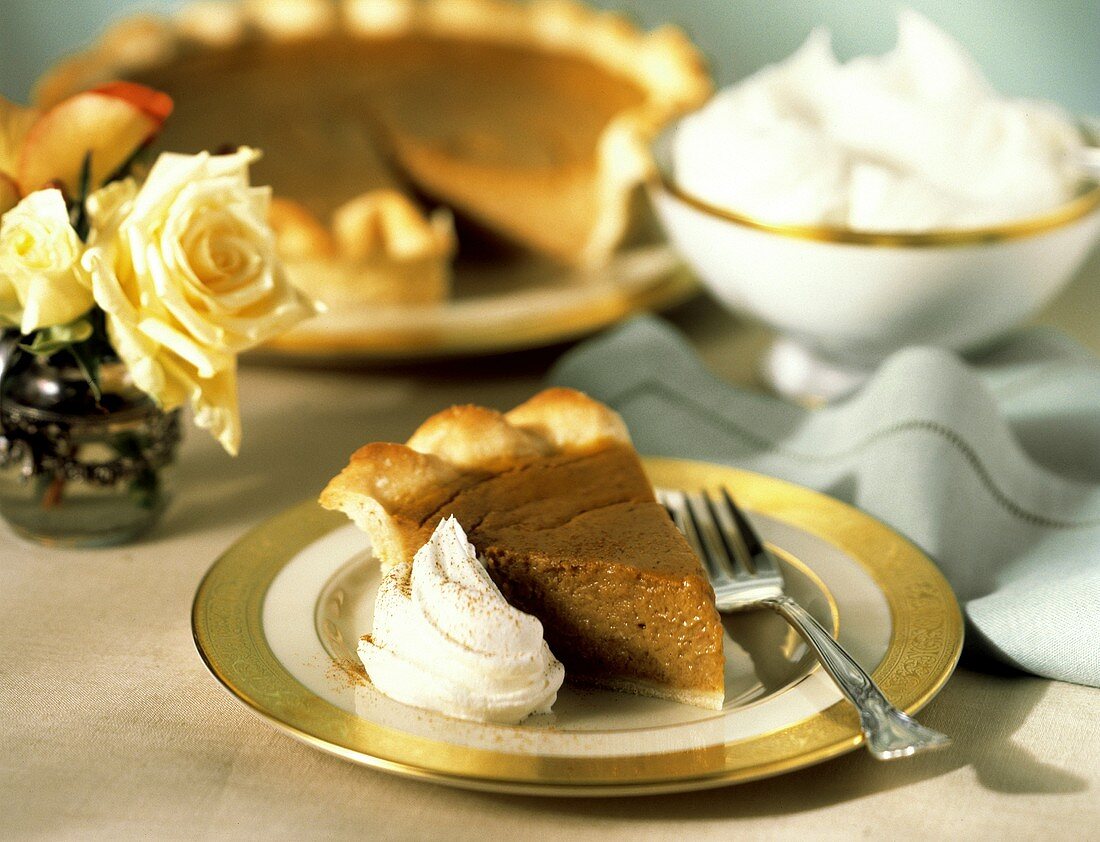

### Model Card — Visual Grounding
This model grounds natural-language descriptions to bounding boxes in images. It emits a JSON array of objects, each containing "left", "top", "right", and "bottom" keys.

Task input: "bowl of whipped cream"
[{"left": 649, "top": 10, "right": 1100, "bottom": 400}]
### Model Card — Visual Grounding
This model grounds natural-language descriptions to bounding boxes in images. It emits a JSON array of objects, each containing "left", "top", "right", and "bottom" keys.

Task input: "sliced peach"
[
  {"left": 91, "top": 81, "right": 173, "bottom": 125},
  {"left": 0, "top": 172, "right": 19, "bottom": 216},
  {"left": 0, "top": 96, "right": 41, "bottom": 175},
  {"left": 17, "top": 86, "right": 168, "bottom": 196},
  {"left": 33, "top": 55, "right": 105, "bottom": 109}
]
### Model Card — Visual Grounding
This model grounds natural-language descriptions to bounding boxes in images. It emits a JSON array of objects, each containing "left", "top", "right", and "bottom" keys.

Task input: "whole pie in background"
[{"left": 38, "top": 0, "right": 711, "bottom": 310}]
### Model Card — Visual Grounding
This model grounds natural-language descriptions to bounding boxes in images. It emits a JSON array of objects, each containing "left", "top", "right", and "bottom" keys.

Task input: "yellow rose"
[
  {"left": 0, "top": 188, "right": 94, "bottom": 333},
  {"left": 82, "top": 148, "right": 317, "bottom": 455}
]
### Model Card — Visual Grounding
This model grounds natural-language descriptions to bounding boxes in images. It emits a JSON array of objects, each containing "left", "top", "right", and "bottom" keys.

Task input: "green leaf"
[
  {"left": 78, "top": 151, "right": 92, "bottom": 202},
  {"left": 129, "top": 467, "right": 161, "bottom": 510},
  {"left": 18, "top": 339, "right": 64, "bottom": 356},
  {"left": 17, "top": 318, "right": 95, "bottom": 357},
  {"left": 70, "top": 152, "right": 93, "bottom": 241},
  {"left": 15, "top": 315, "right": 110, "bottom": 404},
  {"left": 60, "top": 319, "right": 94, "bottom": 344},
  {"left": 68, "top": 340, "right": 102, "bottom": 403}
]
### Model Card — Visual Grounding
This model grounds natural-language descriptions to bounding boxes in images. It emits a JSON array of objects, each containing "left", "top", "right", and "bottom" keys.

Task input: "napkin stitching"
[{"left": 618, "top": 380, "right": 1100, "bottom": 530}]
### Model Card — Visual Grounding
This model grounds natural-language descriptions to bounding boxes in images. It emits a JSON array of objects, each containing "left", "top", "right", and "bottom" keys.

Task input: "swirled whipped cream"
[
  {"left": 359, "top": 516, "right": 564, "bottom": 724},
  {"left": 674, "top": 10, "right": 1085, "bottom": 231}
]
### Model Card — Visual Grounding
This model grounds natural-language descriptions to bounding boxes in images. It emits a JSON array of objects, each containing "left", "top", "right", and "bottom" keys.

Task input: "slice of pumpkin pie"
[{"left": 321, "top": 388, "right": 725, "bottom": 710}]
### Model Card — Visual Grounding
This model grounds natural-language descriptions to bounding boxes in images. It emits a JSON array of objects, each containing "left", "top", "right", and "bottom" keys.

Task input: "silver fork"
[{"left": 658, "top": 487, "right": 951, "bottom": 760}]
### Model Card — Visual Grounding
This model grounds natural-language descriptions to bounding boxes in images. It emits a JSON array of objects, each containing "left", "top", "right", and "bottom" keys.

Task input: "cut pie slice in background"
[{"left": 35, "top": 0, "right": 711, "bottom": 305}]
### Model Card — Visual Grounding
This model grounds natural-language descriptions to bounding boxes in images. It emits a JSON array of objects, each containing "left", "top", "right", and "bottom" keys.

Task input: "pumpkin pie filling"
[{"left": 127, "top": 36, "right": 647, "bottom": 228}]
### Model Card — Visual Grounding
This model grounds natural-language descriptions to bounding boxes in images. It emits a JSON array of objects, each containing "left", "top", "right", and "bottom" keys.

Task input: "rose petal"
[
  {"left": 0, "top": 188, "right": 94, "bottom": 333},
  {"left": 137, "top": 315, "right": 232, "bottom": 379},
  {"left": 166, "top": 355, "right": 241, "bottom": 455}
]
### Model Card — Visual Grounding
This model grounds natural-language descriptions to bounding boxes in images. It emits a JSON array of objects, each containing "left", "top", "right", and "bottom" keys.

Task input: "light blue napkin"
[{"left": 550, "top": 316, "right": 1100, "bottom": 688}]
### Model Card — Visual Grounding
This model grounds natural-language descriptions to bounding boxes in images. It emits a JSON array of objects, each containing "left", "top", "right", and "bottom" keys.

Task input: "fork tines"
[{"left": 658, "top": 487, "right": 781, "bottom": 586}]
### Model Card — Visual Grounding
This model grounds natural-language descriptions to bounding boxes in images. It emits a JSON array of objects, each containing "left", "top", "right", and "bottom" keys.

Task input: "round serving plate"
[
  {"left": 191, "top": 457, "right": 962, "bottom": 796},
  {"left": 255, "top": 245, "right": 698, "bottom": 363}
]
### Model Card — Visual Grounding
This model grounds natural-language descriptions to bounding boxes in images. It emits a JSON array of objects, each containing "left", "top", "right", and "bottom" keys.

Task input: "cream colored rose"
[
  {"left": 82, "top": 148, "right": 317, "bottom": 455},
  {"left": 0, "top": 189, "right": 94, "bottom": 333}
]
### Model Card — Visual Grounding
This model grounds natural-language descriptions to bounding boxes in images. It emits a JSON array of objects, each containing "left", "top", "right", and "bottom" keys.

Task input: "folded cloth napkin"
[{"left": 550, "top": 316, "right": 1100, "bottom": 688}]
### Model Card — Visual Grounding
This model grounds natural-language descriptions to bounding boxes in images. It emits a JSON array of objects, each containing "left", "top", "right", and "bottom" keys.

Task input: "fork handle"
[{"left": 762, "top": 595, "right": 952, "bottom": 760}]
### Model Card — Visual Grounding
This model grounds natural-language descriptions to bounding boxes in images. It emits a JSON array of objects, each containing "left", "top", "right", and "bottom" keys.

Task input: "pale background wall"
[{"left": 1, "top": 0, "right": 1098, "bottom": 114}]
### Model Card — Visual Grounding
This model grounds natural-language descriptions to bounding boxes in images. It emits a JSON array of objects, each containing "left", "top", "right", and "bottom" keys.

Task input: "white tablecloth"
[{"left": 3, "top": 251, "right": 1099, "bottom": 839}]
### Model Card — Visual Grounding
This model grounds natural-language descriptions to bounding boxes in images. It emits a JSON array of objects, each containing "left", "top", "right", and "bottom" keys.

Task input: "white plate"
[{"left": 193, "top": 458, "right": 962, "bottom": 795}]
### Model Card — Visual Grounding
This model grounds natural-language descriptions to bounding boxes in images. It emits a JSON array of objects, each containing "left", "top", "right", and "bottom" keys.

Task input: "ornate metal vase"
[{"left": 0, "top": 335, "right": 181, "bottom": 547}]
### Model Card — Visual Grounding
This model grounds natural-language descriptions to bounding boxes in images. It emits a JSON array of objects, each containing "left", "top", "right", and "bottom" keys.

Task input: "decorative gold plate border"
[{"left": 191, "top": 458, "right": 963, "bottom": 796}]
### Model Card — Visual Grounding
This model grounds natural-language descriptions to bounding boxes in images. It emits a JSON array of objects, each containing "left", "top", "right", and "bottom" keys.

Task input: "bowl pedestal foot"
[{"left": 760, "top": 337, "right": 875, "bottom": 404}]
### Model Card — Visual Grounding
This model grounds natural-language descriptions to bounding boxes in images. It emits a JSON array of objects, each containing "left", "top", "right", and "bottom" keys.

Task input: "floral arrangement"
[{"left": 0, "top": 82, "right": 317, "bottom": 455}]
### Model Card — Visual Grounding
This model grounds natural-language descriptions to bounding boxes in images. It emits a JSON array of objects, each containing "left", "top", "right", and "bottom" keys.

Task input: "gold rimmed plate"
[
  {"left": 191, "top": 457, "right": 962, "bottom": 796},
  {"left": 255, "top": 245, "right": 698, "bottom": 363}
]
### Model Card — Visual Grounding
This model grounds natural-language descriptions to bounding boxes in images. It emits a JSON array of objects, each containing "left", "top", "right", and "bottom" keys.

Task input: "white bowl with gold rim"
[{"left": 648, "top": 124, "right": 1100, "bottom": 401}]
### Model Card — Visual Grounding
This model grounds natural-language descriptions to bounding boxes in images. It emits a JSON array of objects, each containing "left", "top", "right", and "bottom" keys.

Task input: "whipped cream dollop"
[
  {"left": 359, "top": 516, "right": 564, "bottom": 725},
  {"left": 674, "top": 10, "right": 1085, "bottom": 231}
]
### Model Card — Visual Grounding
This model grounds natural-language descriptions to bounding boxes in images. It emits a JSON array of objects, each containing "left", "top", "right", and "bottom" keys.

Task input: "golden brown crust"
[
  {"left": 321, "top": 441, "right": 464, "bottom": 512},
  {"left": 321, "top": 389, "right": 626, "bottom": 494},
  {"left": 320, "top": 388, "right": 633, "bottom": 568},
  {"left": 331, "top": 189, "right": 455, "bottom": 264},
  {"left": 269, "top": 197, "right": 337, "bottom": 260},
  {"left": 406, "top": 405, "right": 551, "bottom": 470},
  {"left": 245, "top": 0, "right": 338, "bottom": 40},
  {"left": 282, "top": 190, "right": 455, "bottom": 306},
  {"left": 320, "top": 441, "right": 473, "bottom": 568},
  {"left": 567, "top": 673, "right": 724, "bottom": 711},
  {"left": 174, "top": 1, "right": 248, "bottom": 46},
  {"left": 505, "top": 386, "right": 631, "bottom": 452}
]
